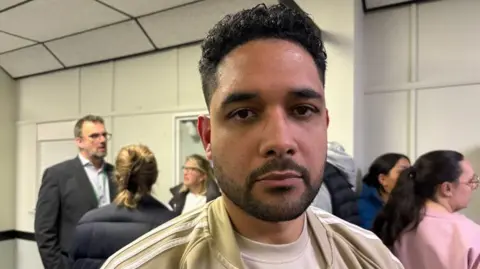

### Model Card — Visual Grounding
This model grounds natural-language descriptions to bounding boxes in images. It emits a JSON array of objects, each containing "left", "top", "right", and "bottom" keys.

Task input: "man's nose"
[
  {"left": 98, "top": 135, "right": 107, "bottom": 143},
  {"left": 259, "top": 110, "right": 297, "bottom": 158}
]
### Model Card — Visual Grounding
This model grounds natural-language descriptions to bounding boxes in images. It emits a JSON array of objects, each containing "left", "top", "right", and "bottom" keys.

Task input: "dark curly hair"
[{"left": 199, "top": 3, "right": 327, "bottom": 109}]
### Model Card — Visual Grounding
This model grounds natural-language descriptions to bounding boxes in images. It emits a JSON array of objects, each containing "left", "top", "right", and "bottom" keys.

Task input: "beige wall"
[
  {"left": 296, "top": 0, "right": 365, "bottom": 168},
  {"left": 0, "top": 67, "right": 17, "bottom": 269}
]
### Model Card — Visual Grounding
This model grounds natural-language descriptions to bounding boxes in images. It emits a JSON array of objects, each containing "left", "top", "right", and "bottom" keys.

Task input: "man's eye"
[
  {"left": 229, "top": 109, "right": 255, "bottom": 120},
  {"left": 293, "top": 105, "right": 318, "bottom": 117}
]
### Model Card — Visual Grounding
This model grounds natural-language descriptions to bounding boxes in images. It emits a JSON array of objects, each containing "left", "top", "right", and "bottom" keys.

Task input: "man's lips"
[{"left": 256, "top": 170, "right": 302, "bottom": 181}]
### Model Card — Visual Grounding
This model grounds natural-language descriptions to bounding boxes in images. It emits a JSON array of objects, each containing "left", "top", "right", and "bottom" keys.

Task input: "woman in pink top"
[{"left": 372, "top": 150, "right": 480, "bottom": 269}]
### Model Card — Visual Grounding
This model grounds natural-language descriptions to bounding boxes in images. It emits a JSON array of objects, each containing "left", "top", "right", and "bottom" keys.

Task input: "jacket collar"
[
  {"left": 208, "top": 198, "right": 333, "bottom": 268},
  {"left": 209, "top": 198, "right": 244, "bottom": 268}
]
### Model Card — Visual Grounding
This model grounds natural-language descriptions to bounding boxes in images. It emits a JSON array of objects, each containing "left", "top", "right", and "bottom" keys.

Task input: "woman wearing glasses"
[
  {"left": 373, "top": 150, "right": 480, "bottom": 269},
  {"left": 169, "top": 154, "right": 221, "bottom": 215}
]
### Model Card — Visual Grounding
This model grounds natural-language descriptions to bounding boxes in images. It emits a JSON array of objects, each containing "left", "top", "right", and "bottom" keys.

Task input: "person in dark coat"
[
  {"left": 70, "top": 144, "right": 176, "bottom": 269},
  {"left": 311, "top": 142, "right": 360, "bottom": 225},
  {"left": 358, "top": 153, "right": 410, "bottom": 230},
  {"left": 169, "top": 154, "right": 221, "bottom": 215},
  {"left": 34, "top": 115, "right": 116, "bottom": 269}
]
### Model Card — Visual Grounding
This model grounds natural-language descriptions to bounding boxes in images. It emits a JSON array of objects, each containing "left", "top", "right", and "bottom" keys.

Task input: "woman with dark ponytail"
[
  {"left": 70, "top": 144, "right": 176, "bottom": 269},
  {"left": 372, "top": 150, "right": 480, "bottom": 269},
  {"left": 358, "top": 153, "right": 411, "bottom": 229}
]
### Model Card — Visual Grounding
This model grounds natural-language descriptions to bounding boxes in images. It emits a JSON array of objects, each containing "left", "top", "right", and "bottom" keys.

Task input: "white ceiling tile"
[
  {"left": 0, "top": 0, "right": 129, "bottom": 42},
  {"left": 0, "top": 0, "right": 25, "bottom": 11},
  {"left": 0, "top": 32, "right": 36, "bottom": 53},
  {"left": 0, "top": 44, "right": 63, "bottom": 78},
  {"left": 99, "top": 0, "right": 201, "bottom": 17},
  {"left": 139, "top": 0, "right": 278, "bottom": 49},
  {"left": 45, "top": 20, "right": 154, "bottom": 67}
]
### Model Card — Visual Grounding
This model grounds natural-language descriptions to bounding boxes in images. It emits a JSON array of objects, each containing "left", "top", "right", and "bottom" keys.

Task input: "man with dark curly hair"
[{"left": 101, "top": 4, "right": 404, "bottom": 269}]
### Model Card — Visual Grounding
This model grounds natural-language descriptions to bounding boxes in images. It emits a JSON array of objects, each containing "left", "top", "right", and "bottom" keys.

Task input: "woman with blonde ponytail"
[{"left": 70, "top": 144, "right": 176, "bottom": 269}]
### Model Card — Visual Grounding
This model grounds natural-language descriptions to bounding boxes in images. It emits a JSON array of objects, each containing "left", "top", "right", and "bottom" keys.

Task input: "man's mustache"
[{"left": 246, "top": 158, "right": 310, "bottom": 188}]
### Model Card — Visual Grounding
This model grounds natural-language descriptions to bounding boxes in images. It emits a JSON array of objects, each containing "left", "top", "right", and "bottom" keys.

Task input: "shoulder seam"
[
  {"left": 310, "top": 207, "right": 403, "bottom": 267},
  {"left": 126, "top": 222, "right": 209, "bottom": 269},
  {"left": 310, "top": 207, "right": 378, "bottom": 239},
  {"left": 103, "top": 209, "right": 208, "bottom": 268}
]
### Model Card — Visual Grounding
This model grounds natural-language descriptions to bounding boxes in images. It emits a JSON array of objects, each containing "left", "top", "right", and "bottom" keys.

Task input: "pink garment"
[{"left": 394, "top": 208, "right": 480, "bottom": 269}]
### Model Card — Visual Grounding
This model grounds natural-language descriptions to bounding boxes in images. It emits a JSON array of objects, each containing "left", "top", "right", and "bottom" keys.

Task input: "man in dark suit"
[{"left": 34, "top": 115, "right": 117, "bottom": 269}]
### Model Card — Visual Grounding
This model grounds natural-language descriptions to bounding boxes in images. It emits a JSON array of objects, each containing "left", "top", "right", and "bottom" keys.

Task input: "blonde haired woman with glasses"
[
  {"left": 70, "top": 144, "right": 176, "bottom": 269},
  {"left": 169, "top": 154, "right": 221, "bottom": 215}
]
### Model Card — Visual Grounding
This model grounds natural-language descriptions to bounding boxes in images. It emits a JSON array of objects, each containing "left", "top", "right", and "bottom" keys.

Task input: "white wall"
[
  {"left": 0, "top": 240, "right": 15, "bottom": 269},
  {"left": 0, "top": 67, "right": 17, "bottom": 269},
  {"left": 296, "top": 0, "right": 365, "bottom": 168},
  {"left": 364, "top": 0, "right": 480, "bottom": 221},
  {"left": 16, "top": 240, "right": 40, "bottom": 269},
  {"left": 15, "top": 44, "right": 206, "bottom": 234}
]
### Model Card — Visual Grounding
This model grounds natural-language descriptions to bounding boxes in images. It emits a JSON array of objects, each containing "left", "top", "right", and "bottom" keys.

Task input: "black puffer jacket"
[
  {"left": 322, "top": 162, "right": 361, "bottom": 225},
  {"left": 70, "top": 195, "right": 177, "bottom": 269}
]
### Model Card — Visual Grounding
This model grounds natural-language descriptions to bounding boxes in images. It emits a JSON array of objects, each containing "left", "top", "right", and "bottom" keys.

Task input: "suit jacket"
[
  {"left": 34, "top": 156, "right": 116, "bottom": 269},
  {"left": 168, "top": 179, "right": 221, "bottom": 215}
]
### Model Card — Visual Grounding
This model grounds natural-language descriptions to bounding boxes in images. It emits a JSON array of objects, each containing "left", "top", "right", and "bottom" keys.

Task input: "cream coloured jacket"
[{"left": 101, "top": 197, "right": 403, "bottom": 269}]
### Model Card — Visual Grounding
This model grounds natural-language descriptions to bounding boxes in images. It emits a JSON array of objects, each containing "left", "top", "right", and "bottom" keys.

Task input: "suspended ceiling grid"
[{"left": 0, "top": 0, "right": 277, "bottom": 79}]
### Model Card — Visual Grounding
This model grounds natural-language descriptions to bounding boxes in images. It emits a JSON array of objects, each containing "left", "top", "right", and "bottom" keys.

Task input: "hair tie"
[{"left": 408, "top": 168, "right": 416, "bottom": 179}]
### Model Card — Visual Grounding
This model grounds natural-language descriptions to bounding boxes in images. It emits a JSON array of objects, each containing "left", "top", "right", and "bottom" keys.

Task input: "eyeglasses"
[
  {"left": 88, "top": 132, "right": 112, "bottom": 141},
  {"left": 467, "top": 174, "right": 480, "bottom": 190},
  {"left": 182, "top": 166, "right": 204, "bottom": 174}
]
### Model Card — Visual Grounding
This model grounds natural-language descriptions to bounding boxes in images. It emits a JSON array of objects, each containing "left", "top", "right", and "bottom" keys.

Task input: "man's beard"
[
  {"left": 213, "top": 157, "right": 323, "bottom": 222},
  {"left": 91, "top": 150, "right": 107, "bottom": 158}
]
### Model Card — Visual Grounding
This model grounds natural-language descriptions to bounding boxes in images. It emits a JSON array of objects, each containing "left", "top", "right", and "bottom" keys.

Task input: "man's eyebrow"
[
  {"left": 289, "top": 88, "right": 323, "bottom": 100},
  {"left": 219, "top": 88, "right": 323, "bottom": 109},
  {"left": 220, "top": 92, "right": 258, "bottom": 109}
]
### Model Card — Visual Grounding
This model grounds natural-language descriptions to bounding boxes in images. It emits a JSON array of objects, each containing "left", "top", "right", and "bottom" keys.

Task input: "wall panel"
[
  {"left": 16, "top": 239, "right": 41, "bottom": 269},
  {"left": 0, "top": 240, "right": 15, "bottom": 269},
  {"left": 416, "top": 85, "right": 480, "bottom": 156},
  {"left": 37, "top": 120, "right": 76, "bottom": 141},
  {"left": 17, "top": 69, "right": 80, "bottom": 122},
  {"left": 80, "top": 62, "right": 114, "bottom": 115},
  {"left": 418, "top": 0, "right": 480, "bottom": 83},
  {"left": 112, "top": 114, "right": 174, "bottom": 202},
  {"left": 364, "top": 91, "right": 409, "bottom": 168},
  {"left": 16, "top": 124, "right": 37, "bottom": 232},
  {"left": 113, "top": 51, "right": 178, "bottom": 113},
  {"left": 364, "top": 6, "right": 410, "bottom": 90},
  {"left": 178, "top": 44, "right": 206, "bottom": 109}
]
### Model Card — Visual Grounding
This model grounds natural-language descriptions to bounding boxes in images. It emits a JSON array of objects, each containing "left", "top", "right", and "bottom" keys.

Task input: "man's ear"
[
  {"left": 197, "top": 115, "right": 212, "bottom": 160},
  {"left": 326, "top": 108, "right": 330, "bottom": 127},
  {"left": 75, "top": 137, "right": 83, "bottom": 149}
]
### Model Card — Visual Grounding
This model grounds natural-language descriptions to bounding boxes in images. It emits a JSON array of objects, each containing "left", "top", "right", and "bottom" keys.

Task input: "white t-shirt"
[
  {"left": 234, "top": 218, "right": 322, "bottom": 269},
  {"left": 181, "top": 192, "right": 207, "bottom": 214}
]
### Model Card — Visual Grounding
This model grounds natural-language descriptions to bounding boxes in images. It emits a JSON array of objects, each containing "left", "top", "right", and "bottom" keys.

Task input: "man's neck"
[
  {"left": 80, "top": 152, "right": 104, "bottom": 169},
  {"left": 223, "top": 197, "right": 305, "bottom": 245}
]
